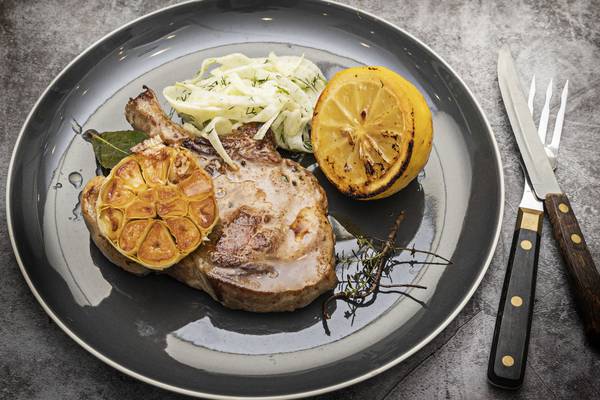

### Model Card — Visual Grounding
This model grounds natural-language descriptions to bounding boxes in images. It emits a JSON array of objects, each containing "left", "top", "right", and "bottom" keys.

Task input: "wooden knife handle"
[
  {"left": 545, "top": 193, "right": 600, "bottom": 345},
  {"left": 488, "top": 207, "right": 542, "bottom": 389}
]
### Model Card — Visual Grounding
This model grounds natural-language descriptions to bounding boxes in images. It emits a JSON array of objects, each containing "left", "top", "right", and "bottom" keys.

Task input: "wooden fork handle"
[{"left": 545, "top": 193, "right": 600, "bottom": 345}]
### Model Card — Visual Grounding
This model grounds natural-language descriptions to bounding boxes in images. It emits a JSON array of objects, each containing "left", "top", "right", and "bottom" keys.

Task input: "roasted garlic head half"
[{"left": 95, "top": 146, "right": 218, "bottom": 269}]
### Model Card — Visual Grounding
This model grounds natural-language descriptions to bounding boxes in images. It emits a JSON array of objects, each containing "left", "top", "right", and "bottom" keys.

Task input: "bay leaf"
[{"left": 87, "top": 130, "right": 148, "bottom": 169}]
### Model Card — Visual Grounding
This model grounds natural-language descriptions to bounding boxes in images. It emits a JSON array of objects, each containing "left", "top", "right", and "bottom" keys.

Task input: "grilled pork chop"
[{"left": 82, "top": 88, "right": 336, "bottom": 312}]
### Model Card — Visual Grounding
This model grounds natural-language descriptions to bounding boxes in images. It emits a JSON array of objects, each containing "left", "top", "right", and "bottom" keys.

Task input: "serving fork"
[{"left": 488, "top": 75, "right": 568, "bottom": 389}]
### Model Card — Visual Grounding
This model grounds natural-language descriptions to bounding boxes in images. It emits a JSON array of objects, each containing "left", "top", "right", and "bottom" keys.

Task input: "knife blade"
[
  {"left": 497, "top": 47, "right": 561, "bottom": 199},
  {"left": 497, "top": 45, "right": 600, "bottom": 346}
]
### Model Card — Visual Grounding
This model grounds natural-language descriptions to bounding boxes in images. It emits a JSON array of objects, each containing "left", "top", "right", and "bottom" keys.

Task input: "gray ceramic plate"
[{"left": 7, "top": 1, "right": 503, "bottom": 398}]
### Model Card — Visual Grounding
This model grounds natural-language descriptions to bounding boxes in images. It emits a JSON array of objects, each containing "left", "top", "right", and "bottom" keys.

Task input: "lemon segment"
[{"left": 311, "top": 66, "right": 433, "bottom": 200}]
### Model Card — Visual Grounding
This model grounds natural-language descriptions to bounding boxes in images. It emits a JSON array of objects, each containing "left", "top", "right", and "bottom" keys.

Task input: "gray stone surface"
[{"left": 1, "top": 0, "right": 599, "bottom": 399}]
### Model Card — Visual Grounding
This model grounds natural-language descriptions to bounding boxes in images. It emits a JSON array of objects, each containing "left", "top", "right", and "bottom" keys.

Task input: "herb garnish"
[
  {"left": 292, "top": 75, "right": 326, "bottom": 92},
  {"left": 205, "top": 81, "right": 218, "bottom": 91},
  {"left": 176, "top": 90, "right": 191, "bottom": 102},
  {"left": 251, "top": 76, "right": 269, "bottom": 87},
  {"left": 245, "top": 106, "right": 264, "bottom": 116},
  {"left": 322, "top": 212, "right": 451, "bottom": 321},
  {"left": 275, "top": 85, "right": 290, "bottom": 95},
  {"left": 82, "top": 128, "right": 148, "bottom": 169}
]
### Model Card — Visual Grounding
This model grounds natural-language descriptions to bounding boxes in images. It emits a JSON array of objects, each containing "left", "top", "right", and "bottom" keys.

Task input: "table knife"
[{"left": 488, "top": 102, "right": 545, "bottom": 389}]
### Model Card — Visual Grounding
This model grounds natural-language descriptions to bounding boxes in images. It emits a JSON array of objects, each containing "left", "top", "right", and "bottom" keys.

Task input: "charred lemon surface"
[
  {"left": 311, "top": 66, "right": 433, "bottom": 200},
  {"left": 96, "top": 147, "right": 218, "bottom": 269}
]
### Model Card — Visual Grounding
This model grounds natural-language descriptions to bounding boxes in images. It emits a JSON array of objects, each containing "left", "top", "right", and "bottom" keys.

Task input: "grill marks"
[
  {"left": 210, "top": 207, "right": 279, "bottom": 268},
  {"left": 344, "top": 107, "right": 416, "bottom": 199},
  {"left": 315, "top": 80, "right": 414, "bottom": 193}
]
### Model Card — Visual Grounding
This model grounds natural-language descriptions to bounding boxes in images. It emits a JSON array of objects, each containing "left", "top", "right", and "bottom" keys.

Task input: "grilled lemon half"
[
  {"left": 94, "top": 146, "right": 218, "bottom": 270},
  {"left": 311, "top": 66, "right": 433, "bottom": 200}
]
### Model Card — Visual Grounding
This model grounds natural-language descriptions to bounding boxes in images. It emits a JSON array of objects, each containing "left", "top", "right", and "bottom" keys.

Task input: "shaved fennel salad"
[{"left": 163, "top": 52, "right": 327, "bottom": 167}]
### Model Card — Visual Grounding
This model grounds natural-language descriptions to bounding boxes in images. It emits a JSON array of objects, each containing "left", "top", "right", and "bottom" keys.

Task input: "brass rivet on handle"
[
  {"left": 511, "top": 296, "right": 523, "bottom": 307},
  {"left": 558, "top": 203, "right": 569, "bottom": 213},
  {"left": 520, "top": 240, "right": 532, "bottom": 250},
  {"left": 502, "top": 355, "right": 515, "bottom": 367},
  {"left": 571, "top": 233, "right": 582, "bottom": 244}
]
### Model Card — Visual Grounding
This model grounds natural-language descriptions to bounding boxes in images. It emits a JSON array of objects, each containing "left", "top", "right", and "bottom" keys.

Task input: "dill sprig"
[
  {"left": 251, "top": 76, "right": 269, "bottom": 87},
  {"left": 291, "top": 75, "right": 325, "bottom": 92},
  {"left": 204, "top": 80, "right": 218, "bottom": 91},
  {"left": 245, "top": 106, "right": 264, "bottom": 116},
  {"left": 176, "top": 89, "right": 191, "bottom": 102},
  {"left": 275, "top": 85, "right": 290, "bottom": 95},
  {"left": 322, "top": 212, "right": 452, "bottom": 320}
]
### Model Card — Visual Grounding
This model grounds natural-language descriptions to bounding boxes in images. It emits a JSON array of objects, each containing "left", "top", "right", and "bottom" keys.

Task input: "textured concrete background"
[{"left": 1, "top": 0, "right": 600, "bottom": 399}]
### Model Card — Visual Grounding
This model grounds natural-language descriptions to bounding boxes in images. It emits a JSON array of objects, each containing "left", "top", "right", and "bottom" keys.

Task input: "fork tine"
[
  {"left": 538, "top": 78, "right": 553, "bottom": 143},
  {"left": 527, "top": 75, "right": 536, "bottom": 114},
  {"left": 549, "top": 80, "right": 569, "bottom": 154}
]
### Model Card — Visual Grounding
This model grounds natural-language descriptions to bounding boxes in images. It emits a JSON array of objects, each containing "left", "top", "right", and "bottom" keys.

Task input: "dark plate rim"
[{"left": 6, "top": 0, "right": 505, "bottom": 398}]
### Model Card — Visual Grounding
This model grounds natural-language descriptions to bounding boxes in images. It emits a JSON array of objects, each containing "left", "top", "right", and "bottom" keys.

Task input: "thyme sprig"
[{"left": 322, "top": 212, "right": 452, "bottom": 320}]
